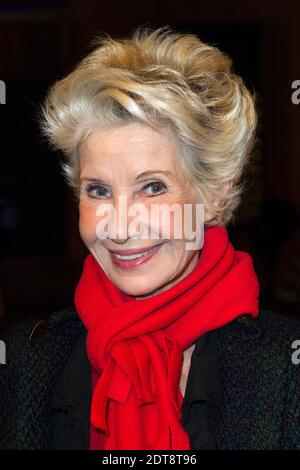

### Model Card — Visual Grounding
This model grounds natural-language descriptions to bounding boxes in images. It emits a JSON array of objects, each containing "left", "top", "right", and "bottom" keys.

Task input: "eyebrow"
[
  {"left": 136, "top": 170, "right": 173, "bottom": 179},
  {"left": 80, "top": 170, "right": 173, "bottom": 183}
]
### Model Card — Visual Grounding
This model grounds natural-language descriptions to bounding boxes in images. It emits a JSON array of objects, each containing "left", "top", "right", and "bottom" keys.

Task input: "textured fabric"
[
  {"left": 0, "top": 307, "right": 300, "bottom": 449},
  {"left": 74, "top": 225, "right": 259, "bottom": 449},
  {"left": 0, "top": 308, "right": 83, "bottom": 449},
  {"left": 50, "top": 330, "right": 91, "bottom": 450},
  {"left": 50, "top": 326, "right": 220, "bottom": 450}
]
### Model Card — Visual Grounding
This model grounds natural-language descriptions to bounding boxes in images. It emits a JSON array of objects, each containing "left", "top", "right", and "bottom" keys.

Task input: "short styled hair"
[{"left": 40, "top": 26, "right": 257, "bottom": 226}]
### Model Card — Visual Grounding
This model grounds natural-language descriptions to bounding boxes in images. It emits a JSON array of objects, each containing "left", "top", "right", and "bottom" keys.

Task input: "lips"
[
  {"left": 109, "top": 242, "right": 164, "bottom": 270},
  {"left": 108, "top": 242, "right": 164, "bottom": 256}
]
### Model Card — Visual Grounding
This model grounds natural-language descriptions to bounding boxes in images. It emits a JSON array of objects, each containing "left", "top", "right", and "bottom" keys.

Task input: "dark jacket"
[{"left": 0, "top": 306, "right": 299, "bottom": 450}]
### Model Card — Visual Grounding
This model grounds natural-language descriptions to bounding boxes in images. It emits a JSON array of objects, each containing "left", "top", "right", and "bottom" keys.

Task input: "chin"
[{"left": 119, "top": 282, "right": 162, "bottom": 299}]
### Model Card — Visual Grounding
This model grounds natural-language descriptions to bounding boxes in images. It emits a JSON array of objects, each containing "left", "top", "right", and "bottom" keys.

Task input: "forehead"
[{"left": 79, "top": 123, "right": 180, "bottom": 164}]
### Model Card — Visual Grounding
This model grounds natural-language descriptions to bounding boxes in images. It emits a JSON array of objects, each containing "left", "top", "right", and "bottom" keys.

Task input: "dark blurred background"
[{"left": 0, "top": 0, "right": 299, "bottom": 333}]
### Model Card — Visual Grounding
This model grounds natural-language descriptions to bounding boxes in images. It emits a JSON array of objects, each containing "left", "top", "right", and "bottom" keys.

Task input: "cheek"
[
  {"left": 79, "top": 203, "right": 99, "bottom": 244},
  {"left": 148, "top": 201, "right": 196, "bottom": 241}
]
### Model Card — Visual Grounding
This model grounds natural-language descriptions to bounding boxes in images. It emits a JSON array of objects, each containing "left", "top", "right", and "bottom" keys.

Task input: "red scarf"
[{"left": 74, "top": 225, "right": 259, "bottom": 450}]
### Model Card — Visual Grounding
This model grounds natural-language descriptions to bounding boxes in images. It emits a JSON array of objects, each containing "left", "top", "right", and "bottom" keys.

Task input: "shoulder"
[
  {"left": 215, "top": 308, "right": 300, "bottom": 351},
  {"left": 1, "top": 305, "right": 85, "bottom": 381},
  {"left": 1, "top": 305, "right": 84, "bottom": 350},
  {"left": 212, "top": 309, "right": 300, "bottom": 449},
  {"left": 0, "top": 306, "right": 85, "bottom": 449},
  {"left": 0, "top": 305, "right": 85, "bottom": 387},
  {"left": 212, "top": 308, "right": 300, "bottom": 375},
  {"left": 254, "top": 308, "right": 300, "bottom": 338},
  {"left": 0, "top": 305, "right": 85, "bottom": 402}
]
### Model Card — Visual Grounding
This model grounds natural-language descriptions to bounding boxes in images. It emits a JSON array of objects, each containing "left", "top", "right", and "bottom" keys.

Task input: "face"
[{"left": 78, "top": 123, "right": 207, "bottom": 299}]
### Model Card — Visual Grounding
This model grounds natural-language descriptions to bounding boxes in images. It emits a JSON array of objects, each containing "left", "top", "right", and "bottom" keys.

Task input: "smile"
[{"left": 109, "top": 243, "right": 164, "bottom": 270}]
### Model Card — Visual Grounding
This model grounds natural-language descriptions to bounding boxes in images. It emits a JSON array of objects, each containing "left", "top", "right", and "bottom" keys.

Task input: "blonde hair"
[{"left": 40, "top": 26, "right": 257, "bottom": 226}]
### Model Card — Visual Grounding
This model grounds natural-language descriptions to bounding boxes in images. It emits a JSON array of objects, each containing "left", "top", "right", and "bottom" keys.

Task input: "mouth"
[{"left": 109, "top": 242, "right": 164, "bottom": 270}]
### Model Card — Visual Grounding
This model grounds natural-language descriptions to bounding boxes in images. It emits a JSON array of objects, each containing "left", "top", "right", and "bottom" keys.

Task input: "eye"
[
  {"left": 143, "top": 181, "right": 166, "bottom": 196},
  {"left": 85, "top": 184, "right": 111, "bottom": 199}
]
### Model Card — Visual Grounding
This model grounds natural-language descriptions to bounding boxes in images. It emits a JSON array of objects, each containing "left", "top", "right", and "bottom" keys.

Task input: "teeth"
[{"left": 113, "top": 247, "right": 156, "bottom": 261}]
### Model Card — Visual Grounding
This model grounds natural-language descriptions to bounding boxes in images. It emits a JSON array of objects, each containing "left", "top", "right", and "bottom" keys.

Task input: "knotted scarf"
[{"left": 74, "top": 225, "right": 260, "bottom": 449}]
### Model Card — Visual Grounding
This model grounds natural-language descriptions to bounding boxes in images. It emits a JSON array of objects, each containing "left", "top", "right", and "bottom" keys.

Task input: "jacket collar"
[
  {"left": 50, "top": 329, "right": 91, "bottom": 449},
  {"left": 49, "top": 309, "right": 262, "bottom": 450},
  {"left": 49, "top": 321, "right": 222, "bottom": 450}
]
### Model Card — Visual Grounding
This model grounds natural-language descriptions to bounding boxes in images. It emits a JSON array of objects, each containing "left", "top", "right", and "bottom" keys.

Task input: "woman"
[{"left": 0, "top": 27, "right": 299, "bottom": 450}]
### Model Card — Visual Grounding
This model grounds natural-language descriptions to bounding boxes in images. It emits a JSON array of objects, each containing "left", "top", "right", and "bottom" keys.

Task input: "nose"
[{"left": 108, "top": 193, "right": 138, "bottom": 243}]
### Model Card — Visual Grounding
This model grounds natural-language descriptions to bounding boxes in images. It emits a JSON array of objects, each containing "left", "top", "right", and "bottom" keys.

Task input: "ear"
[
  {"left": 213, "top": 180, "right": 233, "bottom": 206},
  {"left": 204, "top": 180, "right": 233, "bottom": 223},
  {"left": 220, "top": 180, "right": 233, "bottom": 197}
]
